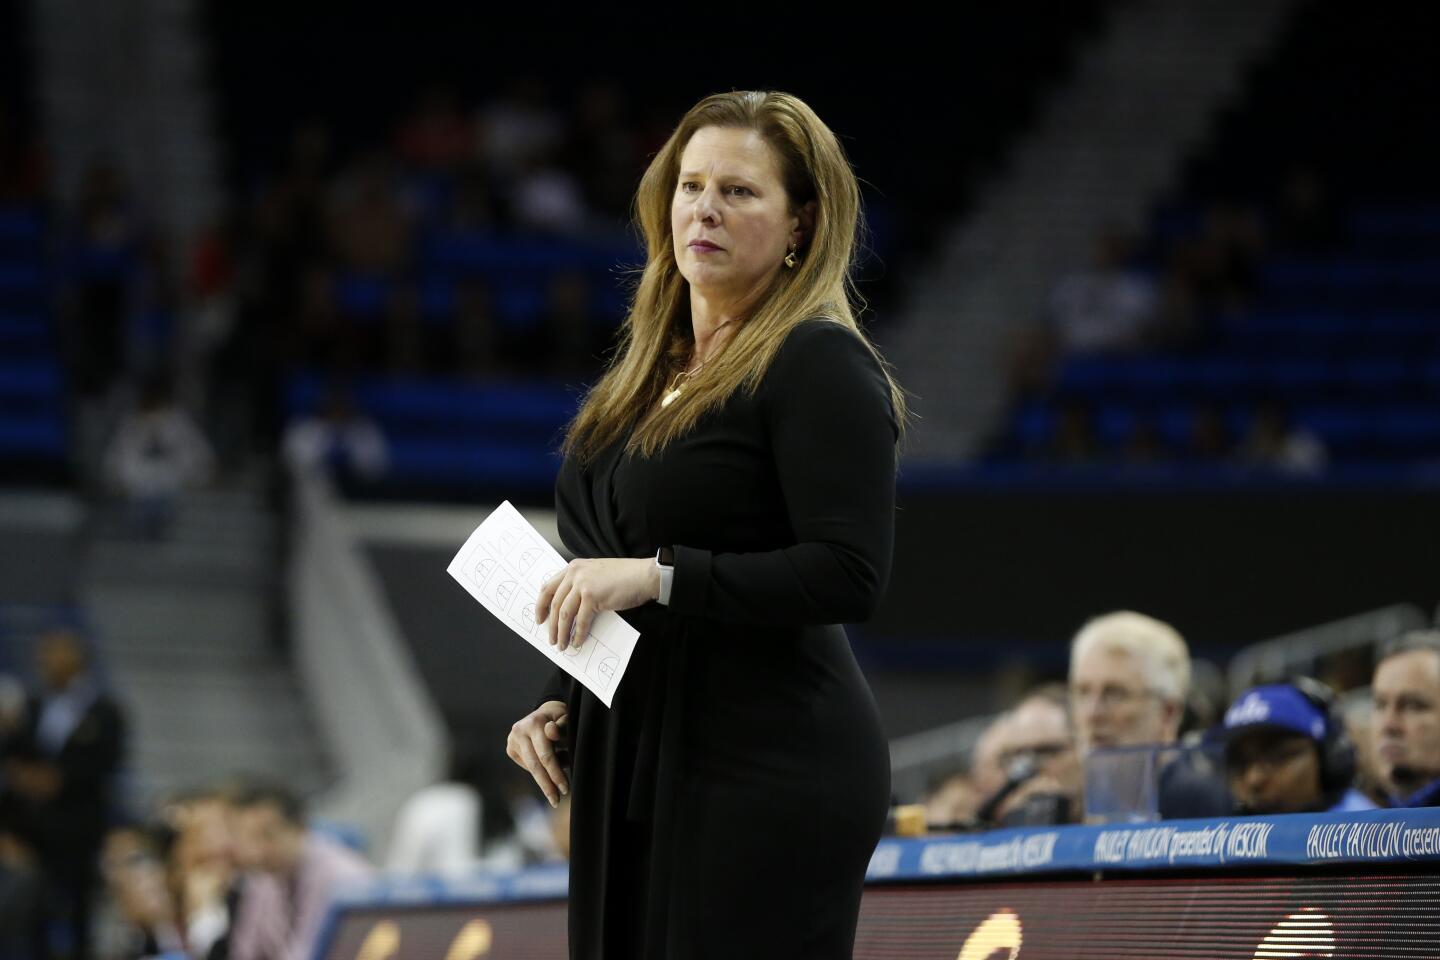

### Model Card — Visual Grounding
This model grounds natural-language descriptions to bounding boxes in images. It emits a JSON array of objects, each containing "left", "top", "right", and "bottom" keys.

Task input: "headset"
[{"left": 1288, "top": 676, "right": 1357, "bottom": 796}]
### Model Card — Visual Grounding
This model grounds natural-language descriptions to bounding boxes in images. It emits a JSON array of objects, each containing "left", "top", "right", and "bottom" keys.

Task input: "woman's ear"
[{"left": 792, "top": 200, "right": 818, "bottom": 248}]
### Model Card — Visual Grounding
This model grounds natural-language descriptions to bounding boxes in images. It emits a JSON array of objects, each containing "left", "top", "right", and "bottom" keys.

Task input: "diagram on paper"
[{"left": 446, "top": 500, "right": 638, "bottom": 707}]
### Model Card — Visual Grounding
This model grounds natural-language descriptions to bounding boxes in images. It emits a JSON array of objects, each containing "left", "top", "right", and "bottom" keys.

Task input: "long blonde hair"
[{"left": 561, "top": 90, "right": 910, "bottom": 465}]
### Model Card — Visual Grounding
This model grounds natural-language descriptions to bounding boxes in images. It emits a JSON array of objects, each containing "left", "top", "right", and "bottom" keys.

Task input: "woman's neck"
[{"left": 689, "top": 290, "right": 751, "bottom": 366}]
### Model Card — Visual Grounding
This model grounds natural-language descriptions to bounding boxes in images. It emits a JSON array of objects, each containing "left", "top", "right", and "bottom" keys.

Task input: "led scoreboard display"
[{"left": 317, "top": 809, "right": 1440, "bottom": 959}]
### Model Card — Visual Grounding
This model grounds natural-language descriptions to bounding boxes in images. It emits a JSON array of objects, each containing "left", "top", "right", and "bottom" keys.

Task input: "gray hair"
[{"left": 1070, "top": 610, "right": 1191, "bottom": 705}]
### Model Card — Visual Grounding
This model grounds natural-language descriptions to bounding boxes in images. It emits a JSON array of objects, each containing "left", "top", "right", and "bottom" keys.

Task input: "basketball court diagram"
[{"left": 447, "top": 501, "right": 638, "bottom": 706}]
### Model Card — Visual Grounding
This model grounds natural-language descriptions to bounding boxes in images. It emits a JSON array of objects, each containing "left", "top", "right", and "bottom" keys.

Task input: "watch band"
[{"left": 654, "top": 546, "right": 674, "bottom": 605}]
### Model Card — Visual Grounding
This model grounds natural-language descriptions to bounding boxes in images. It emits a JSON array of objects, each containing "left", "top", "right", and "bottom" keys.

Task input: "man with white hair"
[{"left": 1068, "top": 611, "right": 1230, "bottom": 819}]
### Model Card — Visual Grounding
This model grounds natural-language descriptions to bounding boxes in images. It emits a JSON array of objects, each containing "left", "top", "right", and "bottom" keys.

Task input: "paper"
[{"left": 446, "top": 501, "right": 638, "bottom": 707}]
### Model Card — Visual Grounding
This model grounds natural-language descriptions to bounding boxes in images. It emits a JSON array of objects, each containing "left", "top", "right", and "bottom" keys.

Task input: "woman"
[{"left": 505, "top": 90, "right": 908, "bottom": 959}]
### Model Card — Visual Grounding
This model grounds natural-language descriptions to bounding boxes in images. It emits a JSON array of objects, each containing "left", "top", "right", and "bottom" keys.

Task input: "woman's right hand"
[{"left": 507, "top": 700, "right": 570, "bottom": 807}]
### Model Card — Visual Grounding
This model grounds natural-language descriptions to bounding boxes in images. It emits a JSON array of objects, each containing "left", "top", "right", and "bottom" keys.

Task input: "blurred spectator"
[
  {"left": 449, "top": 163, "right": 500, "bottom": 232},
  {"left": 103, "top": 374, "right": 216, "bottom": 538},
  {"left": 1121, "top": 416, "right": 1164, "bottom": 465},
  {"left": 327, "top": 153, "right": 412, "bottom": 276},
  {"left": 1237, "top": 399, "right": 1328, "bottom": 475},
  {"left": 395, "top": 84, "right": 470, "bottom": 173},
  {"left": 290, "top": 265, "right": 349, "bottom": 373},
  {"left": 1178, "top": 200, "right": 1264, "bottom": 320},
  {"left": 923, "top": 710, "right": 1012, "bottom": 829},
  {"left": 1222, "top": 680, "right": 1375, "bottom": 815},
  {"left": 1036, "top": 400, "right": 1101, "bottom": 464},
  {"left": 163, "top": 788, "right": 239, "bottom": 959},
  {"left": 1371, "top": 631, "right": 1440, "bottom": 807},
  {"left": 1048, "top": 228, "right": 1157, "bottom": 354},
  {"left": 65, "top": 161, "right": 142, "bottom": 400},
  {"left": 1069, "top": 611, "right": 1231, "bottom": 820},
  {"left": 569, "top": 80, "right": 639, "bottom": 222},
  {"left": 386, "top": 747, "right": 484, "bottom": 877},
  {"left": 1344, "top": 705, "right": 1389, "bottom": 806},
  {"left": 475, "top": 78, "right": 564, "bottom": 184},
  {"left": 0, "top": 830, "right": 42, "bottom": 960},
  {"left": 544, "top": 270, "right": 597, "bottom": 379},
  {"left": 1180, "top": 658, "right": 1227, "bottom": 740},
  {"left": 98, "top": 825, "right": 182, "bottom": 959},
  {"left": 1, "top": 629, "right": 126, "bottom": 960},
  {"left": 281, "top": 388, "right": 389, "bottom": 483},
  {"left": 510, "top": 152, "right": 587, "bottom": 235},
  {"left": 1270, "top": 163, "right": 1342, "bottom": 255},
  {"left": 229, "top": 782, "right": 372, "bottom": 960},
  {"left": 1187, "top": 403, "right": 1231, "bottom": 462},
  {"left": 976, "top": 685, "right": 1082, "bottom": 827},
  {"left": 453, "top": 279, "right": 498, "bottom": 378}
]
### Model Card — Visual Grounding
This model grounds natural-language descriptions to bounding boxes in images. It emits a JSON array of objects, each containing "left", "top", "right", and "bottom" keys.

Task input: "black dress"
[{"left": 536, "top": 318, "right": 897, "bottom": 959}]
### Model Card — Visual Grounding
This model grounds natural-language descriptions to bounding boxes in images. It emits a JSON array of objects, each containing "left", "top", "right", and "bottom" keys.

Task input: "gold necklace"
[
  {"left": 660, "top": 359, "right": 706, "bottom": 408},
  {"left": 659, "top": 318, "right": 739, "bottom": 408}
]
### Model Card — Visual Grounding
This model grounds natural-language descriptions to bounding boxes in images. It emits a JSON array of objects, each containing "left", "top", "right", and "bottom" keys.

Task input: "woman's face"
[{"left": 671, "top": 126, "right": 802, "bottom": 310}]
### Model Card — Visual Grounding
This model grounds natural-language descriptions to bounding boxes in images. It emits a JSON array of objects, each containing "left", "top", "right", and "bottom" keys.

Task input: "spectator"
[
  {"left": 1223, "top": 680, "right": 1376, "bottom": 815},
  {"left": 1, "top": 629, "right": 127, "bottom": 960},
  {"left": 1237, "top": 399, "right": 1328, "bottom": 475},
  {"left": 1371, "top": 631, "right": 1440, "bottom": 807},
  {"left": 1186, "top": 200, "right": 1264, "bottom": 315},
  {"left": 228, "top": 782, "right": 373, "bottom": 960},
  {"left": 474, "top": 78, "right": 564, "bottom": 185},
  {"left": 103, "top": 374, "right": 216, "bottom": 538},
  {"left": 510, "top": 151, "right": 587, "bottom": 235},
  {"left": 1069, "top": 611, "right": 1231, "bottom": 820},
  {"left": 1270, "top": 163, "right": 1342, "bottom": 255},
  {"left": 98, "top": 825, "right": 182, "bottom": 959},
  {"left": 162, "top": 788, "right": 240, "bottom": 959},
  {"left": 327, "top": 153, "right": 412, "bottom": 277},
  {"left": 65, "top": 160, "right": 141, "bottom": 400},
  {"left": 395, "top": 84, "right": 470, "bottom": 173},
  {"left": 0, "top": 830, "right": 42, "bottom": 960},
  {"left": 280, "top": 388, "right": 389, "bottom": 483},
  {"left": 976, "top": 685, "right": 1082, "bottom": 827},
  {"left": 569, "top": 80, "right": 639, "bottom": 221},
  {"left": 1038, "top": 401, "right": 1101, "bottom": 464},
  {"left": 1187, "top": 403, "right": 1231, "bottom": 462},
  {"left": 386, "top": 747, "right": 485, "bottom": 877},
  {"left": 923, "top": 712, "right": 1013, "bottom": 830},
  {"left": 1048, "top": 228, "right": 1157, "bottom": 354}
]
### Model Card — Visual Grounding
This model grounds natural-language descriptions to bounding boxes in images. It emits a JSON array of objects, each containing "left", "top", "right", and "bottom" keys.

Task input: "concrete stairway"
[{"left": 80, "top": 486, "right": 329, "bottom": 807}]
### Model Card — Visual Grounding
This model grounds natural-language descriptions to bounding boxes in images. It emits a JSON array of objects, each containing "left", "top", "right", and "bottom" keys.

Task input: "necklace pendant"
[{"left": 661, "top": 387, "right": 681, "bottom": 408}]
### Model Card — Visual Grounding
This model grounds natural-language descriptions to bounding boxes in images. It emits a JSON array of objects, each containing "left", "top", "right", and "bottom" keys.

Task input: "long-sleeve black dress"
[{"left": 536, "top": 317, "right": 897, "bottom": 959}]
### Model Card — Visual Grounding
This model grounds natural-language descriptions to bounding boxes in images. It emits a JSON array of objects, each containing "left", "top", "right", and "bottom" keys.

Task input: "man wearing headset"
[{"left": 1223, "top": 678, "right": 1376, "bottom": 815}]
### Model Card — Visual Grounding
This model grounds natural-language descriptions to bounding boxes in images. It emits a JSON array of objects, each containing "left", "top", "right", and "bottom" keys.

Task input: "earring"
[{"left": 784, "top": 244, "right": 798, "bottom": 269}]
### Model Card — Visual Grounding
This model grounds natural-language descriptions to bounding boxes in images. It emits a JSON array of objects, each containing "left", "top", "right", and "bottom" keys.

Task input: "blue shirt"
[
  {"left": 1326, "top": 787, "right": 1379, "bottom": 813},
  {"left": 1392, "top": 778, "right": 1440, "bottom": 808}
]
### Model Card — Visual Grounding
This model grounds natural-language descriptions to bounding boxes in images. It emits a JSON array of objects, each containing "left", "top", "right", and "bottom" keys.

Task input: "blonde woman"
[{"left": 506, "top": 90, "right": 908, "bottom": 958}]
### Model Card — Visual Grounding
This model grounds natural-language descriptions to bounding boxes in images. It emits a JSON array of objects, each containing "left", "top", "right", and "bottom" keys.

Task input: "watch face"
[{"left": 658, "top": 546, "right": 675, "bottom": 566}]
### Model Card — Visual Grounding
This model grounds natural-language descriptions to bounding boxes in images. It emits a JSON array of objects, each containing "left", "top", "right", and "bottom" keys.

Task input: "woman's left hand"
[{"left": 536, "top": 557, "right": 660, "bottom": 651}]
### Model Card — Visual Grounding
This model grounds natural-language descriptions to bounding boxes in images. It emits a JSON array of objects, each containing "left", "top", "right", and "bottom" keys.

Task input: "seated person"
[
  {"left": 973, "top": 685, "right": 1082, "bottom": 827},
  {"left": 1223, "top": 679, "right": 1376, "bottom": 815},
  {"left": 228, "top": 781, "right": 373, "bottom": 960},
  {"left": 1372, "top": 631, "right": 1440, "bottom": 808},
  {"left": 1070, "top": 611, "right": 1231, "bottom": 821}
]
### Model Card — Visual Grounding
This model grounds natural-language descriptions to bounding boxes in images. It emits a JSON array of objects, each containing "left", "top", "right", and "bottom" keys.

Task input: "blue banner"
[{"left": 865, "top": 806, "right": 1440, "bottom": 881}]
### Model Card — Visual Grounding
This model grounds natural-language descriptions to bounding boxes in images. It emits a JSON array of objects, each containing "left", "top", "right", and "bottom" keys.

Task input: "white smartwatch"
[{"left": 654, "top": 545, "right": 675, "bottom": 605}]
